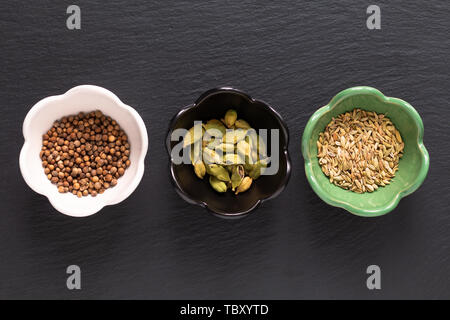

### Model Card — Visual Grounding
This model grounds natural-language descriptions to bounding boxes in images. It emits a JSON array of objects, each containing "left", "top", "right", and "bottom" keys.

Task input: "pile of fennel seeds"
[{"left": 317, "top": 108, "right": 404, "bottom": 193}]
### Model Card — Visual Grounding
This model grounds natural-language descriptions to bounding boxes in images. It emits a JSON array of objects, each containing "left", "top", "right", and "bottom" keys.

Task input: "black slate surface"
[{"left": 0, "top": 1, "right": 449, "bottom": 299}]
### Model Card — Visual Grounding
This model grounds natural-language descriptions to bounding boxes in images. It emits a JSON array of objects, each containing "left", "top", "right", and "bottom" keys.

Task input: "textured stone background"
[{"left": 0, "top": 1, "right": 449, "bottom": 299}]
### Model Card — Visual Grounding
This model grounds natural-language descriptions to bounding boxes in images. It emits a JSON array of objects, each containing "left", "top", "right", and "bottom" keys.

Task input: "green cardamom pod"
[
  {"left": 193, "top": 161, "right": 206, "bottom": 179},
  {"left": 224, "top": 109, "right": 237, "bottom": 128},
  {"left": 234, "top": 119, "right": 251, "bottom": 129},
  {"left": 251, "top": 150, "right": 258, "bottom": 163},
  {"left": 257, "top": 134, "right": 267, "bottom": 157},
  {"left": 223, "top": 129, "right": 247, "bottom": 144},
  {"left": 215, "top": 143, "right": 235, "bottom": 154},
  {"left": 203, "top": 147, "right": 222, "bottom": 164},
  {"left": 246, "top": 129, "right": 259, "bottom": 160},
  {"left": 223, "top": 153, "right": 244, "bottom": 165},
  {"left": 248, "top": 161, "right": 265, "bottom": 180},
  {"left": 243, "top": 162, "right": 254, "bottom": 173},
  {"left": 246, "top": 130, "right": 266, "bottom": 156},
  {"left": 206, "top": 164, "right": 230, "bottom": 182},
  {"left": 259, "top": 157, "right": 270, "bottom": 167},
  {"left": 183, "top": 124, "right": 204, "bottom": 148},
  {"left": 204, "top": 137, "right": 222, "bottom": 149},
  {"left": 231, "top": 165, "right": 245, "bottom": 191},
  {"left": 209, "top": 175, "right": 228, "bottom": 193},
  {"left": 236, "top": 140, "right": 250, "bottom": 157},
  {"left": 235, "top": 176, "right": 252, "bottom": 195},
  {"left": 204, "top": 119, "right": 226, "bottom": 137},
  {"left": 189, "top": 141, "right": 202, "bottom": 164}
]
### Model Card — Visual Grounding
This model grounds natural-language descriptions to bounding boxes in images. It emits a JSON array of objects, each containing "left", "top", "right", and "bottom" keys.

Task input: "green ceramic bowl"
[{"left": 301, "top": 86, "right": 429, "bottom": 217}]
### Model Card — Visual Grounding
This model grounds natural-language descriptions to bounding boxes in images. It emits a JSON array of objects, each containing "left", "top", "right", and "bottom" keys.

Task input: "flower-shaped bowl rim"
[
  {"left": 301, "top": 86, "right": 430, "bottom": 217},
  {"left": 166, "top": 87, "right": 291, "bottom": 218},
  {"left": 19, "top": 85, "right": 148, "bottom": 217}
]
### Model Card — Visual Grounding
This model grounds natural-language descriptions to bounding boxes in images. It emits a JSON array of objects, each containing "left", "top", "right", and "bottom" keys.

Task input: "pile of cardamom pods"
[{"left": 184, "top": 109, "right": 269, "bottom": 194}]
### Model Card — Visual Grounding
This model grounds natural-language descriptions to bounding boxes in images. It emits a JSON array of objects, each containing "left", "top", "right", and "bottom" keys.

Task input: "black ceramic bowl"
[{"left": 166, "top": 88, "right": 291, "bottom": 218}]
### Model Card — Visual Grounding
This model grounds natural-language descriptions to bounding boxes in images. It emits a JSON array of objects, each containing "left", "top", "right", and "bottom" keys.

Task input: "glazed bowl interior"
[
  {"left": 303, "top": 87, "right": 429, "bottom": 216},
  {"left": 168, "top": 88, "right": 290, "bottom": 217},
  {"left": 20, "top": 85, "right": 148, "bottom": 217}
]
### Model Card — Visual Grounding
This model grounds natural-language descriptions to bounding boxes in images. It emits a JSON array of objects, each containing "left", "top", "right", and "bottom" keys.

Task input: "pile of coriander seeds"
[{"left": 40, "top": 110, "right": 130, "bottom": 197}]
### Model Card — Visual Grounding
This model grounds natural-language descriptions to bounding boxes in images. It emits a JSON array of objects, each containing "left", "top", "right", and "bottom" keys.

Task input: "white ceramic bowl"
[{"left": 19, "top": 85, "right": 148, "bottom": 217}]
